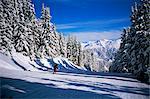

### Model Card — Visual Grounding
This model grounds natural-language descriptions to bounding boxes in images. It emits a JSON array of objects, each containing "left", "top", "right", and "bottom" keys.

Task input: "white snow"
[
  {"left": 0, "top": 53, "right": 23, "bottom": 70},
  {"left": 52, "top": 56, "right": 87, "bottom": 72},
  {"left": 0, "top": 67, "right": 149, "bottom": 99},
  {"left": 12, "top": 52, "right": 40, "bottom": 71},
  {"left": 0, "top": 52, "right": 149, "bottom": 99},
  {"left": 0, "top": 52, "right": 86, "bottom": 72}
]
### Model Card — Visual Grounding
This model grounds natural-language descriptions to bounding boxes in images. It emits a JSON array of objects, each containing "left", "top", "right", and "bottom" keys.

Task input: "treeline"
[
  {"left": 0, "top": 0, "right": 64, "bottom": 58},
  {"left": 0, "top": 0, "right": 97, "bottom": 68},
  {"left": 109, "top": 0, "right": 150, "bottom": 84}
]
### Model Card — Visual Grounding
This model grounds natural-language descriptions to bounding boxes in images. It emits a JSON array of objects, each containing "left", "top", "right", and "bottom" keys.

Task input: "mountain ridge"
[{"left": 81, "top": 39, "right": 121, "bottom": 72}]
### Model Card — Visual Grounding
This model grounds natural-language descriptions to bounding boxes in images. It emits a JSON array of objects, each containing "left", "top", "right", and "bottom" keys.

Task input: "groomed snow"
[
  {"left": 0, "top": 53, "right": 149, "bottom": 99},
  {"left": 1, "top": 67, "right": 149, "bottom": 99}
]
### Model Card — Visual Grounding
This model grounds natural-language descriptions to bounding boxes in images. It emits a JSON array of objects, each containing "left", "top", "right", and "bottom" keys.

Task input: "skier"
[{"left": 53, "top": 63, "right": 58, "bottom": 74}]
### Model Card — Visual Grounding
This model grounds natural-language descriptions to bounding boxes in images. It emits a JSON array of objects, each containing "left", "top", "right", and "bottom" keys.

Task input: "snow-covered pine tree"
[
  {"left": 66, "top": 35, "right": 73, "bottom": 61},
  {"left": 130, "top": 0, "right": 150, "bottom": 82},
  {"left": 38, "top": 4, "right": 61, "bottom": 58},
  {"left": 0, "top": 0, "right": 67, "bottom": 60},
  {"left": 38, "top": 4, "right": 51, "bottom": 58},
  {"left": 124, "top": 2, "right": 139, "bottom": 73},
  {"left": 51, "top": 25, "right": 61, "bottom": 57},
  {"left": 66, "top": 35, "right": 75, "bottom": 63},
  {"left": 76, "top": 41, "right": 82, "bottom": 66},
  {"left": 81, "top": 50, "right": 92, "bottom": 71},
  {"left": 90, "top": 51, "right": 98, "bottom": 71},
  {"left": 34, "top": 19, "right": 43, "bottom": 58},
  {"left": 58, "top": 33, "right": 67, "bottom": 57},
  {"left": 81, "top": 49, "right": 97, "bottom": 71},
  {"left": 66, "top": 35, "right": 81, "bottom": 65},
  {"left": 29, "top": 18, "right": 39, "bottom": 60},
  {"left": 72, "top": 36, "right": 78, "bottom": 65},
  {"left": 109, "top": 28, "right": 129, "bottom": 72},
  {"left": 12, "top": 0, "right": 31, "bottom": 56},
  {"left": 0, "top": 0, "right": 36, "bottom": 57},
  {"left": 24, "top": 0, "right": 37, "bottom": 60},
  {"left": 0, "top": 0, "right": 13, "bottom": 55},
  {"left": 110, "top": 0, "right": 150, "bottom": 83}
]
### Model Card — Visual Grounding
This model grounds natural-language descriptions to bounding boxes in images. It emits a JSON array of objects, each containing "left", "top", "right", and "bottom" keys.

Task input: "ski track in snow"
[{"left": 1, "top": 67, "right": 149, "bottom": 99}]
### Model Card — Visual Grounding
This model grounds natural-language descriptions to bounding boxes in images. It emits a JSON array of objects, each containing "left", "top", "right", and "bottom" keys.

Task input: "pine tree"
[
  {"left": 0, "top": 0, "right": 15, "bottom": 55},
  {"left": 66, "top": 35, "right": 73, "bottom": 62},
  {"left": 25, "top": 0, "right": 37, "bottom": 60},
  {"left": 58, "top": 33, "right": 66, "bottom": 57},
  {"left": 38, "top": 4, "right": 51, "bottom": 58},
  {"left": 81, "top": 50, "right": 97, "bottom": 71},
  {"left": 131, "top": 0, "right": 150, "bottom": 81},
  {"left": 82, "top": 50, "right": 92, "bottom": 71},
  {"left": 66, "top": 35, "right": 82, "bottom": 65},
  {"left": 110, "top": 0, "right": 150, "bottom": 83},
  {"left": 51, "top": 25, "right": 61, "bottom": 57},
  {"left": 72, "top": 36, "right": 78, "bottom": 65},
  {"left": 0, "top": 0, "right": 82, "bottom": 66},
  {"left": 110, "top": 28, "right": 129, "bottom": 72},
  {"left": 35, "top": 19, "right": 43, "bottom": 58},
  {"left": 76, "top": 41, "right": 82, "bottom": 66},
  {"left": 38, "top": 4, "right": 61, "bottom": 58},
  {"left": 12, "top": 0, "right": 31, "bottom": 56}
]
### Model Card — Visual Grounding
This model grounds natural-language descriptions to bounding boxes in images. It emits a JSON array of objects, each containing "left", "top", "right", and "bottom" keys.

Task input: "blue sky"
[{"left": 32, "top": 0, "right": 139, "bottom": 42}]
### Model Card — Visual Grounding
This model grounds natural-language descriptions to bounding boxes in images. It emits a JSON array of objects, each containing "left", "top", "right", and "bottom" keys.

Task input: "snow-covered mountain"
[{"left": 81, "top": 39, "right": 121, "bottom": 72}]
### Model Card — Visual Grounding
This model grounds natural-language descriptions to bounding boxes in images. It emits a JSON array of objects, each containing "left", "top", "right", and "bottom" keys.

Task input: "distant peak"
[{"left": 100, "top": 39, "right": 109, "bottom": 41}]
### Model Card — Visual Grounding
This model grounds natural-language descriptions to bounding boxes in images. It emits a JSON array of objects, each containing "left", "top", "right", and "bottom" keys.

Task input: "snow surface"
[
  {"left": 0, "top": 53, "right": 23, "bottom": 70},
  {"left": 1, "top": 67, "right": 149, "bottom": 99},
  {"left": 0, "top": 52, "right": 86, "bottom": 72},
  {"left": 0, "top": 53, "right": 149, "bottom": 99}
]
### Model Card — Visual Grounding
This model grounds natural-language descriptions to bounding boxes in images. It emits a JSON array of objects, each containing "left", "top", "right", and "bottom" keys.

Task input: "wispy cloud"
[
  {"left": 56, "top": 18, "right": 128, "bottom": 30},
  {"left": 56, "top": 24, "right": 77, "bottom": 29},
  {"left": 56, "top": 18, "right": 126, "bottom": 41},
  {"left": 66, "top": 30, "right": 122, "bottom": 42}
]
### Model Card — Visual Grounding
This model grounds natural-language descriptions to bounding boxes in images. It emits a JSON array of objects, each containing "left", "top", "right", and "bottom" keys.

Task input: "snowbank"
[
  {"left": 0, "top": 53, "right": 23, "bottom": 70},
  {"left": 0, "top": 52, "right": 87, "bottom": 73}
]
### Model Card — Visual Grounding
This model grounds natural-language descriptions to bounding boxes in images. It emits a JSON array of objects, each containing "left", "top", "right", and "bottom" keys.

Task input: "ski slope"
[
  {"left": 1, "top": 67, "right": 150, "bottom": 99},
  {"left": 0, "top": 53, "right": 149, "bottom": 99}
]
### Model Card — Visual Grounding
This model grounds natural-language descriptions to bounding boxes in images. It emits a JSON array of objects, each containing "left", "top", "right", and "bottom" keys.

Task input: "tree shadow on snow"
[
  {"left": 67, "top": 82, "right": 150, "bottom": 96},
  {"left": 11, "top": 58, "right": 27, "bottom": 71},
  {"left": 0, "top": 77, "right": 121, "bottom": 99},
  {"left": 56, "top": 72, "right": 139, "bottom": 83},
  {"left": 40, "top": 77, "right": 150, "bottom": 97}
]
